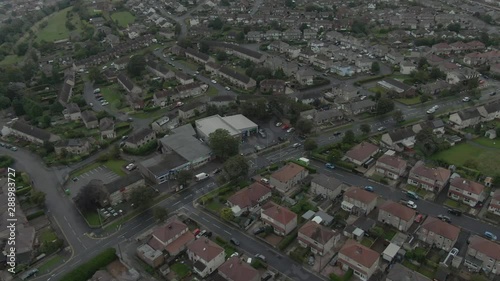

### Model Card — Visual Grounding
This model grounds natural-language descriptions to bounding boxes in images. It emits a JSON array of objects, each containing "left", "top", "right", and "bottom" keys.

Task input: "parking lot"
[
  {"left": 69, "top": 166, "right": 120, "bottom": 198},
  {"left": 240, "top": 119, "right": 296, "bottom": 155}
]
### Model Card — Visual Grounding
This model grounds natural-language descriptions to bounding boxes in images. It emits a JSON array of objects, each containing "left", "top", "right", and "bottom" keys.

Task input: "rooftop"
[
  {"left": 271, "top": 163, "right": 306, "bottom": 183},
  {"left": 344, "top": 186, "right": 378, "bottom": 204},
  {"left": 421, "top": 216, "right": 460, "bottom": 241},
  {"left": 339, "top": 240, "right": 379, "bottom": 271},
  {"left": 160, "top": 124, "right": 212, "bottom": 162},
  {"left": 187, "top": 238, "right": 224, "bottom": 263},
  {"left": 228, "top": 182, "right": 271, "bottom": 209},
  {"left": 261, "top": 202, "right": 297, "bottom": 226},
  {"left": 345, "top": 142, "right": 379, "bottom": 162},
  {"left": 379, "top": 200, "right": 416, "bottom": 222}
]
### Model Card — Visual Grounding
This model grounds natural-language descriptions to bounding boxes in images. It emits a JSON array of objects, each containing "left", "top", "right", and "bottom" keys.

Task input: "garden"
[
  {"left": 110, "top": 11, "right": 136, "bottom": 28},
  {"left": 35, "top": 7, "right": 83, "bottom": 42}
]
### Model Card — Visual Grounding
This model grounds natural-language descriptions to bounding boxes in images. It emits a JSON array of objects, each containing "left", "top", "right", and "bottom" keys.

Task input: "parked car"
[
  {"left": 278, "top": 136, "right": 286, "bottom": 142},
  {"left": 260, "top": 178, "right": 269, "bottom": 184},
  {"left": 377, "top": 126, "right": 386, "bottom": 131},
  {"left": 254, "top": 254, "right": 266, "bottom": 262},
  {"left": 258, "top": 129, "right": 267, "bottom": 138},
  {"left": 490, "top": 91, "right": 497, "bottom": 96},
  {"left": 485, "top": 231, "right": 497, "bottom": 241},
  {"left": 333, "top": 132, "right": 342, "bottom": 137},
  {"left": 212, "top": 168, "right": 221, "bottom": 175},
  {"left": 292, "top": 143, "right": 301, "bottom": 148},
  {"left": 406, "top": 200, "right": 417, "bottom": 209},
  {"left": 125, "top": 163, "right": 136, "bottom": 171},
  {"left": 325, "top": 163, "right": 335, "bottom": 169},
  {"left": 225, "top": 86, "right": 231, "bottom": 91},
  {"left": 437, "top": 214, "right": 451, "bottom": 223},
  {"left": 230, "top": 252, "right": 239, "bottom": 257},
  {"left": 414, "top": 214, "right": 424, "bottom": 223},
  {"left": 211, "top": 80, "right": 217, "bottom": 84},
  {"left": 275, "top": 122, "right": 283, "bottom": 127},
  {"left": 282, "top": 124, "right": 290, "bottom": 130},
  {"left": 447, "top": 208, "right": 462, "bottom": 216},
  {"left": 196, "top": 230, "right": 207, "bottom": 239},
  {"left": 462, "top": 97, "right": 471, "bottom": 102},
  {"left": 10, "top": 147, "right": 18, "bottom": 151},
  {"left": 286, "top": 127, "right": 295, "bottom": 133},
  {"left": 364, "top": 185, "right": 374, "bottom": 192},
  {"left": 230, "top": 238, "right": 240, "bottom": 246},
  {"left": 307, "top": 256, "right": 315, "bottom": 266},
  {"left": 407, "top": 191, "right": 419, "bottom": 200}
]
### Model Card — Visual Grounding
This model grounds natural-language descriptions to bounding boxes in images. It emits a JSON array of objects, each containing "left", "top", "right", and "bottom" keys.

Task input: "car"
[
  {"left": 406, "top": 200, "right": 417, "bottom": 209},
  {"left": 101, "top": 102, "right": 109, "bottom": 106},
  {"left": 10, "top": 147, "right": 18, "bottom": 151},
  {"left": 89, "top": 102, "right": 93, "bottom": 106},
  {"left": 275, "top": 122, "right": 283, "bottom": 127},
  {"left": 325, "top": 163, "right": 335, "bottom": 169},
  {"left": 212, "top": 168, "right": 221, "bottom": 175},
  {"left": 127, "top": 117, "right": 134, "bottom": 122},
  {"left": 254, "top": 254, "right": 266, "bottom": 262},
  {"left": 260, "top": 178, "right": 270, "bottom": 184},
  {"left": 414, "top": 214, "right": 424, "bottom": 223},
  {"left": 126, "top": 163, "right": 136, "bottom": 171},
  {"left": 333, "top": 132, "right": 342, "bottom": 137},
  {"left": 211, "top": 80, "right": 217, "bottom": 84},
  {"left": 258, "top": 129, "right": 267, "bottom": 138},
  {"left": 287, "top": 127, "right": 295, "bottom": 133},
  {"left": 490, "top": 92, "right": 497, "bottom": 96},
  {"left": 447, "top": 208, "right": 462, "bottom": 216},
  {"left": 202, "top": 231, "right": 212, "bottom": 237},
  {"left": 437, "top": 214, "right": 451, "bottom": 223},
  {"left": 225, "top": 86, "right": 231, "bottom": 91},
  {"left": 196, "top": 230, "right": 207, "bottom": 239},
  {"left": 230, "top": 252, "right": 239, "bottom": 257},
  {"left": 230, "top": 238, "right": 240, "bottom": 246},
  {"left": 307, "top": 256, "right": 315, "bottom": 266},
  {"left": 292, "top": 143, "right": 301, "bottom": 148},
  {"left": 360, "top": 95, "right": 367, "bottom": 100},
  {"left": 282, "top": 124, "right": 290, "bottom": 130},
  {"left": 426, "top": 109, "right": 436, "bottom": 114},
  {"left": 484, "top": 231, "right": 497, "bottom": 241},
  {"left": 261, "top": 271, "right": 275, "bottom": 281},
  {"left": 377, "top": 126, "right": 386, "bottom": 131},
  {"left": 298, "top": 134, "right": 307, "bottom": 140},
  {"left": 278, "top": 136, "right": 286, "bottom": 142},
  {"left": 193, "top": 229, "right": 201, "bottom": 236},
  {"left": 253, "top": 226, "right": 269, "bottom": 235},
  {"left": 407, "top": 191, "right": 419, "bottom": 200},
  {"left": 72, "top": 177, "right": 78, "bottom": 182},
  {"left": 364, "top": 185, "right": 374, "bottom": 192},
  {"left": 462, "top": 97, "right": 471, "bottom": 102}
]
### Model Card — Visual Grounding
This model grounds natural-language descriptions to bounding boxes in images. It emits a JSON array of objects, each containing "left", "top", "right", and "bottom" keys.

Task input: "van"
[{"left": 195, "top": 173, "right": 209, "bottom": 181}]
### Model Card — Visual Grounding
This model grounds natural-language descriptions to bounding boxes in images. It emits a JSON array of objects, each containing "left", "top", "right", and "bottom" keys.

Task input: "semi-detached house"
[
  {"left": 187, "top": 238, "right": 225, "bottom": 277},
  {"left": 342, "top": 186, "right": 378, "bottom": 215},
  {"left": 227, "top": 182, "right": 271, "bottom": 215},
  {"left": 417, "top": 216, "right": 460, "bottom": 251},
  {"left": 269, "top": 163, "right": 309, "bottom": 194},
  {"left": 448, "top": 177, "right": 486, "bottom": 207},
  {"left": 260, "top": 202, "right": 297, "bottom": 236},
  {"left": 407, "top": 161, "right": 451, "bottom": 193},
  {"left": 338, "top": 240, "right": 380, "bottom": 281},
  {"left": 310, "top": 174, "right": 344, "bottom": 200},
  {"left": 147, "top": 219, "right": 195, "bottom": 256},
  {"left": 488, "top": 190, "right": 500, "bottom": 216},
  {"left": 375, "top": 154, "right": 407, "bottom": 180},
  {"left": 465, "top": 235, "right": 500, "bottom": 275},
  {"left": 298, "top": 221, "right": 340, "bottom": 256},
  {"left": 449, "top": 108, "right": 482, "bottom": 129},
  {"left": 378, "top": 200, "right": 416, "bottom": 232},
  {"left": 344, "top": 142, "right": 379, "bottom": 166}
]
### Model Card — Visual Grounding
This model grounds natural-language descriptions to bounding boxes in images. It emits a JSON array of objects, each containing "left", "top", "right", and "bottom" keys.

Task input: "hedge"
[
  {"left": 330, "top": 269, "right": 353, "bottom": 281},
  {"left": 278, "top": 232, "right": 297, "bottom": 251},
  {"left": 123, "top": 140, "right": 158, "bottom": 156},
  {"left": 59, "top": 248, "right": 117, "bottom": 281},
  {"left": 289, "top": 160, "right": 316, "bottom": 174},
  {"left": 26, "top": 210, "right": 45, "bottom": 221},
  {"left": 15, "top": 186, "right": 32, "bottom": 196}
]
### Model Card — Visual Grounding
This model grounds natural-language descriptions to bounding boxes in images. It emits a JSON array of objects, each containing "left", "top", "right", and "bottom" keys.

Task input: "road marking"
[
  {"left": 173, "top": 201, "right": 180, "bottom": 206},
  {"left": 186, "top": 194, "right": 193, "bottom": 198},
  {"left": 212, "top": 224, "right": 221, "bottom": 229},
  {"left": 131, "top": 224, "right": 141, "bottom": 230},
  {"left": 224, "top": 230, "right": 231, "bottom": 235},
  {"left": 202, "top": 217, "right": 209, "bottom": 222}
]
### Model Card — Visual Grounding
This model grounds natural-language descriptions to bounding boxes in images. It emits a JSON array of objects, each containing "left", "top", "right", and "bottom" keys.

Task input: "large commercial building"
[{"left": 195, "top": 114, "right": 258, "bottom": 141}]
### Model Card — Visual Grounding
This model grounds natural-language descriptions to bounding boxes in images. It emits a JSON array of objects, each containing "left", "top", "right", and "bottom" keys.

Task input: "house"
[
  {"left": 146, "top": 61, "right": 174, "bottom": 79},
  {"left": 227, "top": 182, "right": 272, "bottom": 215},
  {"left": 178, "top": 102, "right": 206, "bottom": 120},
  {"left": 355, "top": 58, "right": 373, "bottom": 72},
  {"left": 175, "top": 71, "right": 194, "bottom": 85},
  {"left": 295, "top": 69, "right": 315, "bottom": 85},
  {"left": 378, "top": 78, "right": 411, "bottom": 94},
  {"left": 2, "top": 121, "right": 60, "bottom": 145},
  {"left": 147, "top": 219, "right": 195, "bottom": 256},
  {"left": 246, "top": 31, "right": 263, "bottom": 42},
  {"left": 99, "top": 117, "right": 115, "bottom": 139},
  {"left": 138, "top": 153, "right": 189, "bottom": 185},
  {"left": 217, "top": 66, "right": 257, "bottom": 90},
  {"left": 446, "top": 68, "right": 481, "bottom": 84},
  {"left": 407, "top": 161, "right": 451, "bottom": 193},
  {"left": 64, "top": 103, "right": 81, "bottom": 121},
  {"left": 311, "top": 109, "right": 344, "bottom": 124},
  {"left": 386, "top": 263, "right": 431, "bottom": 281},
  {"left": 187, "top": 238, "right": 225, "bottom": 277},
  {"left": 344, "top": 142, "right": 379, "bottom": 166},
  {"left": 348, "top": 100, "right": 376, "bottom": 115},
  {"left": 126, "top": 93, "right": 145, "bottom": 110},
  {"left": 488, "top": 190, "right": 500, "bottom": 216},
  {"left": 117, "top": 73, "right": 142, "bottom": 95},
  {"left": 137, "top": 244, "right": 164, "bottom": 268},
  {"left": 385, "top": 49, "right": 404, "bottom": 64},
  {"left": 378, "top": 201, "right": 416, "bottom": 231},
  {"left": 491, "top": 63, "right": 500, "bottom": 75},
  {"left": 400, "top": 61, "right": 417, "bottom": 75},
  {"left": 338, "top": 240, "right": 380, "bottom": 281},
  {"left": 298, "top": 221, "right": 340, "bottom": 256},
  {"left": 310, "top": 174, "right": 345, "bottom": 200},
  {"left": 260, "top": 79, "right": 286, "bottom": 94},
  {"left": 124, "top": 128, "right": 156, "bottom": 149},
  {"left": 381, "top": 128, "right": 416, "bottom": 150},
  {"left": 431, "top": 43, "right": 452, "bottom": 55},
  {"left": 54, "top": 139, "right": 91, "bottom": 155},
  {"left": 268, "top": 41, "right": 290, "bottom": 53},
  {"left": 105, "top": 171, "right": 145, "bottom": 205},
  {"left": 375, "top": 155, "right": 407, "bottom": 180},
  {"left": 417, "top": 216, "right": 460, "bottom": 251},
  {"left": 160, "top": 124, "right": 212, "bottom": 168},
  {"left": 413, "top": 119, "right": 446, "bottom": 136},
  {"left": 185, "top": 48, "right": 213, "bottom": 64},
  {"left": 260, "top": 202, "right": 297, "bottom": 236},
  {"left": 295, "top": 91, "right": 324, "bottom": 105},
  {"left": 420, "top": 80, "right": 451, "bottom": 95},
  {"left": 216, "top": 256, "right": 260, "bottom": 281},
  {"left": 81, "top": 110, "right": 98, "bottom": 129},
  {"left": 448, "top": 177, "right": 486, "bottom": 207},
  {"left": 464, "top": 235, "right": 500, "bottom": 274},
  {"left": 312, "top": 54, "right": 333, "bottom": 69},
  {"left": 448, "top": 108, "right": 482, "bottom": 129},
  {"left": 342, "top": 186, "right": 378, "bottom": 215},
  {"left": 477, "top": 101, "right": 500, "bottom": 122},
  {"left": 269, "top": 163, "right": 309, "bottom": 194}
]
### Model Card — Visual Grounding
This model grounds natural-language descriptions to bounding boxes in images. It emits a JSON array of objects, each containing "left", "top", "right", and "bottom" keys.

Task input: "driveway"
[{"left": 69, "top": 166, "right": 120, "bottom": 199}]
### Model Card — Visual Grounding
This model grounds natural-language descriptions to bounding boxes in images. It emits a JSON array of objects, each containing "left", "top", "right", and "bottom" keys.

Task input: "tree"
[
  {"left": 126, "top": 55, "right": 146, "bottom": 77},
  {"left": 493, "top": 174, "right": 500, "bottom": 188},
  {"left": 220, "top": 207, "right": 234, "bottom": 221},
  {"left": 16, "top": 42, "right": 29, "bottom": 56},
  {"left": 0, "top": 96, "right": 11, "bottom": 109},
  {"left": 376, "top": 98, "right": 395, "bottom": 115},
  {"left": 420, "top": 94, "right": 430, "bottom": 103},
  {"left": 216, "top": 51, "right": 228, "bottom": 61},
  {"left": 223, "top": 155, "right": 249, "bottom": 181},
  {"left": 299, "top": 23, "right": 308, "bottom": 33},
  {"left": 360, "top": 124, "right": 371, "bottom": 135},
  {"left": 88, "top": 66, "right": 101, "bottom": 82},
  {"left": 129, "top": 188, "right": 156, "bottom": 209},
  {"left": 295, "top": 118, "right": 313, "bottom": 134},
  {"left": 209, "top": 129, "right": 240, "bottom": 160},
  {"left": 447, "top": 23, "right": 461, "bottom": 33},
  {"left": 174, "top": 23, "right": 181, "bottom": 35},
  {"left": 208, "top": 18, "right": 224, "bottom": 30},
  {"left": 371, "top": 62, "right": 380, "bottom": 74},
  {"left": 417, "top": 57, "right": 428, "bottom": 70},
  {"left": 429, "top": 67, "right": 445, "bottom": 80},
  {"left": 199, "top": 41, "right": 210, "bottom": 54},
  {"left": 342, "top": 130, "right": 356, "bottom": 144},
  {"left": 153, "top": 207, "right": 168, "bottom": 222},
  {"left": 285, "top": 0, "right": 296, "bottom": 8},
  {"left": 304, "top": 138, "right": 318, "bottom": 151},
  {"left": 393, "top": 109, "right": 404, "bottom": 123},
  {"left": 30, "top": 189, "right": 46, "bottom": 207},
  {"left": 351, "top": 20, "right": 367, "bottom": 34},
  {"left": 176, "top": 170, "right": 193, "bottom": 187},
  {"left": 74, "top": 180, "right": 109, "bottom": 213}
]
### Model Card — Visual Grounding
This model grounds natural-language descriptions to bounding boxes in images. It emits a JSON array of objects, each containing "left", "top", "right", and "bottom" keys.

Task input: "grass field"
[
  {"left": 396, "top": 96, "right": 421, "bottom": 105},
  {"left": 101, "top": 85, "right": 123, "bottom": 109},
  {"left": 36, "top": 7, "right": 83, "bottom": 42},
  {"left": 432, "top": 143, "right": 500, "bottom": 176},
  {"left": 131, "top": 107, "right": 170, "bottom": 119},
  {"left": 0, "top": 55, "right": 22, "bottom": 66},
  {"left": 206, "top": 86, "right": 219, "bottom": 96},
  {"left": 40, "top": 229, "right": 58, "bottom": 244},
  {"left": 38, "top": 255, "right": 64, "bottom": 273},
  {"left": 171, "top": 263, "right": 191, "bottom": 278},
  {"left": 368, "top": 85, "right": 388, "bottom": 94},
  {"left": 472, "top": 137, "right": 500, "bottom": 149},
  {"left": 111, "top": 11, "right": 136, "bottom": 28},
  {"left": 84, "top": 211, "right": 101, "bottom": 227}
]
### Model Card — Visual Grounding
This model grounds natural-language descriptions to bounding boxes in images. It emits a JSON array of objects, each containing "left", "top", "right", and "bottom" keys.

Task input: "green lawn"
[
  {"left": 36, "top": 7, "right": 83, "bottom": 42},
  {"left": 0, "top": 55, "right": 23, "bottom": 66},
  {"left": 171, "top": 263, "right": 191, "bottom": 278},
  {"left": 70, "top": 162, "right": 102, "bottom": 178},
  {"left": 432, "top": 143, "right": 500, "bottom": 176},
  {"left": 178, "top": 59, "right": 200, "bottom": 71},
  {"left": 444, "top": 199, "right": 469, "bottom": 212},
  {"left": 472, "top": 137, "right": 500, "bottom": 149},
  {"left": 105, "top": 159, "right": 127, "bottom": 176},
  {"left": 101, "top": 85, "right": 123, "bottom": 109},
  {"left": 111, "top": 11, "right": 136, "bottom": 28},
  {"left": 84, "top": 211, "right": 102, "bottom": 227},
  {"left": 131, "top": 107, "right": 170, "bottom": 119},
  {"left": 396, "top": 97, "right": 421, "bottom": 105},
  {"left": 38, "top": 255, "right": 64, "bottom": 273},
  {"left": 368, "top": 85, "right": 388, "bottom": 94},
  {"left": 40, "top": 229, "right": 58, "bottom": 244},
  {"left": 206, "top": 86, "right": 219, "bottom": 96},
  {"left": 361, "top": 238, "right": 374, "bottom": 247},
  {"left": 206, "top": 200, "right": 225, "bottom": 213}
]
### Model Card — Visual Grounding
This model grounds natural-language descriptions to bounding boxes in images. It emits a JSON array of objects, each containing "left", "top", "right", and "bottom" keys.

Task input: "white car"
[
  {"left": 377, "top": 126, "right": 386, "bottom": 131},
  {"left": 126, "top": 163, "right": 136, "bottom": 171},
  {"left": 225, "top": 86, "right": 231, "bottom": 91},
  {"left": 211, "top": 80, "right": 217, "bottom": 84},
  {"left": 101, "top": 102, "right": 109, "bottom": 106},
  {"left": 287, "top": 127, "right": 295, "bottom": 133},
  {"left": 407, "top": 201, "right": 417, "bottom": 209},
  {"left": 426, "top": 108, "right": 436, "bottom": 114},
  {"left": 462, "top": 97, "right": 471, "bottom": 102},
  {"left": 275, "top": 122, "right": 283, "bottom": 127},
  {"left": 230, "top": 252, "right": 239, "bottom": 257}
]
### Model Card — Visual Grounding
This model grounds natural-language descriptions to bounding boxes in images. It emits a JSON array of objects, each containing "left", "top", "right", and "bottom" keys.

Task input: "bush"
[
  {"left": 380, "top": 178, "right": 389, "bottom": 184},
  {"left": 278, "top": 232, "right": 297, "bottom": 250},
  {"left": 123, "top": 140, "right": 158, "bottom": 156},
  {"left": 289, "top": 160, "right": 316, "bottom": 174},
  {"left": 251, "top": 259, "right": 267, "bottom": 269},
  {"left": 59, "top": 248, "right": 117, "bottom": 281},
  {"left": 335, "top": 161, "right": 356, "bottom": 171},
  {"left": 268, "top": 164, "right": 279, "bottom": 171},
  {"left": 16, "top": 186, "right": 32, "bottom": 196},
  {"left": 215, "top": 236, "right": 228, "bottom": 246},
  {"left": 26, "top": 210, "right": 45, "bottom": 220}
]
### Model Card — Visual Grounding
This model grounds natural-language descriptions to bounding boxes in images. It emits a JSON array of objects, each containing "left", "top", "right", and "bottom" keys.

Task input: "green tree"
[
  {"left": 199, "top": 41, "right": 210, "bottom": 54},
  {"left": 216, "top": 51, "right": 228, "bottom": 61},
  {"left": 74, "top": 180, "right": 109, "bottom": 212},
  {"left": 30, "top": 189, "right": 46, "bottom": 207},
  {"left": 0, "top": 96, "right": 11, "bottom": 109},
  {"left": 393, "top": 109, "right": 404, "bottom": 123},
  {"left": 371, "top": 61, "right": 380, "bottom": 73},
  {"left": 209, "top": 129, "right": 240, "bottom": 160},
  {"left": 88, "top": 66, "right": 101, "bottom": 82},
  {"left": 420, "top": 94, "right": 430, "bottom": 103},
  {"left": 299, "top": 23, "right": 308, "bottom": 32},
  {"left": 223, "top": 155, "right": 249, "bottom": 181},
  {"left": 447, "top": 23, "right": 461, "bottom": 33},
  {"left": 129, "top": 188, "right": 156, "bottom": 209},
  {"left": 295, "top": 118, "right": 313, "bottom": 134},
  {"left": 220, "top": 207, "right": 234, "bottom": 221},
  {"left": 360, "top": 124, "right": 371, "bottom": 135},
  {"left": 285, "top": 0, "right": 296, "bottom": 8},
  {"left": 174, "top": 23, "right": 182, "bottom": 35},
  {"left": 417, "top": 57, "right": 428, "bottom": 70},
  {"left": 376, "top": 98, "right": 395, "bottom": 115},
  {"left": 127, "top": 55, "right": 146, "bottom": 77},
  {"left": 429, "top": 67, "right": 445, "bottom": 80},
  {"left": 208, "top": 18, "right": 224, "bottom": 30},
  {"left": 16, "top": 42, "right": 29, "bottom": 56},
  {"left": 342, "top": 130, "right": 356, "bottom": 144},
  {"left": 153, "top": 207, "right": 168, "bottom": 222},
  {"left": 304, "top": 138, "right": 318, "bottom": 151},
  {"left": 176, "top": 170, "right": 193, "bottom": 187}
]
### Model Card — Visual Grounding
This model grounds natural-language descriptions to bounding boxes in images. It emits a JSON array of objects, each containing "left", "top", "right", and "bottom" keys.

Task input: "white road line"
[
  {"left": 131, "top": 224, "right": 141, "bottom": 230},
  {"left": 213, "top": 224, "right": 221, "bottom": 229},
  {"left": 201, "top": 217, "right": 209, "bottom": 222},
  {"left": 173, "top": 201, "right": 180, "bottom": 206},
  {"left": 186, "top": 194, "right": 193, "bottom": 198},
  {"left": 224, "top": 230, "right": 231, "bottom": 235}
]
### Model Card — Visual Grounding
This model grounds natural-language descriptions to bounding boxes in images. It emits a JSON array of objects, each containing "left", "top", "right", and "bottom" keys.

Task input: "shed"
[
  {"left": 383, "top": 243, "right": 401, "bottom": 262},
  {"left": 302, "top": 210, "right": 315, "bottom": 220},
  {"left": 315, "top": 210, "right": 334, "bottom": 225}
]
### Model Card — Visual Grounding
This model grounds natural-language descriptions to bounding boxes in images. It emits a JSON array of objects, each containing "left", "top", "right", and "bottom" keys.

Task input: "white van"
[{"left": 195, "top": 173, "right": 209, "bottom": 181}]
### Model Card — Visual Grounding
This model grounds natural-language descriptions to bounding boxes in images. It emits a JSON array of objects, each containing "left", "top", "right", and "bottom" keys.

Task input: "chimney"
[
  {"left": 463, "top": 180, "right": 467, "bottom": 184},
  {"left": 356, "top": 247, "right": 363, "bottom": 255},
  {"left": 203, "top": 247, "right": 206, "bottom": 251},
  {"left": 168, "top": 225, "right": 172, "bottom": 229}
]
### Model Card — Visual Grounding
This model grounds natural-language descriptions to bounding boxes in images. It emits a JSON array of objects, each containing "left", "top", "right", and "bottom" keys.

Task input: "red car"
[
  {"left": 282, "top": 124, "right": 290, "bottom": 130},
  {"left": 193, "top": 228, "right": 201, "bottom": 236},
  {"left": 414, "top": 214, "right": 423, "bottom": 223}
]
